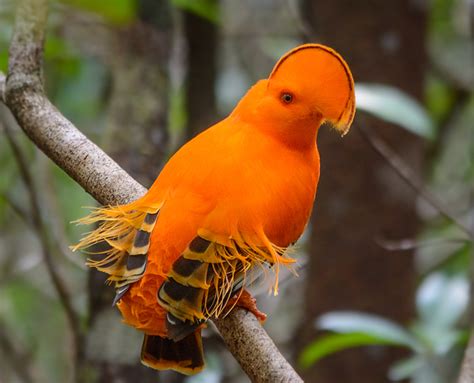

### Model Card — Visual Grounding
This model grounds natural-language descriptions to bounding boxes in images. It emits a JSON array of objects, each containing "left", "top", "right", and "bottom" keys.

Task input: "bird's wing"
[
  {"left": 72, "top": 202, "right": 162, "bottom": 304},
  {"left": 157, "top": 231, "right": 293, "bottom": 341}
]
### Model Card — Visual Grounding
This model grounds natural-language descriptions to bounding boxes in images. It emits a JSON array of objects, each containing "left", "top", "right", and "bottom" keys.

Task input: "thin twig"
[
  {"left": 376, "top": 237, "right": 469, "bottom": 251},
  {"left": 2, "top": 120, "right": 84, "bottom": 379},
  {"left": 359, "top": 123, "right": 473, "bottom": 239},
  {"left": 2, "top": 0, "right": 303, "bottom": 381}
]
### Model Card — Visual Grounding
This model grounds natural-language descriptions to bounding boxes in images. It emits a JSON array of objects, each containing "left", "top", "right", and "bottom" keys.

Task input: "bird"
[{"left": 73, "top": 43, "right": 355, "bottom": 375}]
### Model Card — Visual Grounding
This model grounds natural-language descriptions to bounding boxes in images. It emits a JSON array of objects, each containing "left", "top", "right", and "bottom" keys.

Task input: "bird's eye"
[{"left": 281, "top": 92, "right": 293, "bottom": 104}]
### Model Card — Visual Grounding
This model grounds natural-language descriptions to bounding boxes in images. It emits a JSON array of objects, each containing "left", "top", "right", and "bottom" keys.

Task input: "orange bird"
[{"left": 74, "top": 44, "right": 355, "bottom": 375}]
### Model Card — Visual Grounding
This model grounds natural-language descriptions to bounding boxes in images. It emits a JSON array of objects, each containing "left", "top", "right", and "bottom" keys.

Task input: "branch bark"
[
  {"left": 214, "top": 309, "right": 303, "bottom": 382},
  {"left": 6, "top": 0, "right": 145, "bottom": 206},
  {"left": 2, "top": 0, "right": 303, "bottom": 382}
]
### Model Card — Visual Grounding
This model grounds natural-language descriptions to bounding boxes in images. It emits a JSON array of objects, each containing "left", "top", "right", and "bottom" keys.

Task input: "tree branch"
[
  {"left": 3, "top": 0, "right": 303, "bottom": 381},
  {"left": 214, "top": 309, "right": 303, "bottom": 382},
  {"left": 5, "top": 0, "right": 145, "bottom": 206}
]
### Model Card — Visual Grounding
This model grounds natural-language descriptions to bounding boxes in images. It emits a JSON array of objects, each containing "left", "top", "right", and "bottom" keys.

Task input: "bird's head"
[{"left": 235, "top": 44, "right": 355, "bottom": 147}]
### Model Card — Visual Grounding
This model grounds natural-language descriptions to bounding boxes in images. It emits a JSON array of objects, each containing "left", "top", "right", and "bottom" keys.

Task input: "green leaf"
[
  {"left": 171, "top": 0, "right": 219, "bottom": 23},
  {"left": 388, "top": 356, "right": 424, "bottom": 381},
  {"left": 355, "top": 83, "right": 435, "bottom": 139},
  {"left": 425, "top": 75, "right": 456, "bottom": 125},
  {"left": 416, "top": 272, "right": 469, "bottom": 328},
  {"left": 317, "top": 311, "right": 421, "bottom": 351},
  {"left": 413, "top": 325, "right": 467, "bottom": 354},
  {"left": 299, "top": 332, "right": 403, "bottom": 368},
  {"left": 440, "top": 243, "right": 473, "bottom": 275}
]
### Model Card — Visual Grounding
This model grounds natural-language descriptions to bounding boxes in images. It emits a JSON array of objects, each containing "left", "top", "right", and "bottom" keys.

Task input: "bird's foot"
[{"left": 227, "top": 289, "right": 267, "bottom": 323}]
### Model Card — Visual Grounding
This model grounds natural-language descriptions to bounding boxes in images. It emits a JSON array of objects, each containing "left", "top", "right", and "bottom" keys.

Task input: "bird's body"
[
  {"left": 75, "top": 44, "right": 355, "bottom": 375},
  {"left": 119, "top": 97, "right": 319, "bottom": 327},
  {"left": 147, "top": 95, "right": 320, "bottom": 250}
]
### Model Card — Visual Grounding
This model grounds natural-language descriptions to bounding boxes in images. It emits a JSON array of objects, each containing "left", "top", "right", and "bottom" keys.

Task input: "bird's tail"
[{"left": 141, "top": 331, "right": 205, "bottom": 375}]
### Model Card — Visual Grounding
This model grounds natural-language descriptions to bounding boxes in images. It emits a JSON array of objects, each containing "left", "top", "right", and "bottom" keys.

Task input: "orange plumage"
[{"left": 74, "top": 44, "right": 355, "bottom": 375}]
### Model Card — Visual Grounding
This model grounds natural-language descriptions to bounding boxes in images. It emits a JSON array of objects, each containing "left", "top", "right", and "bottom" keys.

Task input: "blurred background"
[{"left": 0, "top": 0, "right": 472, "bottom": 382}]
